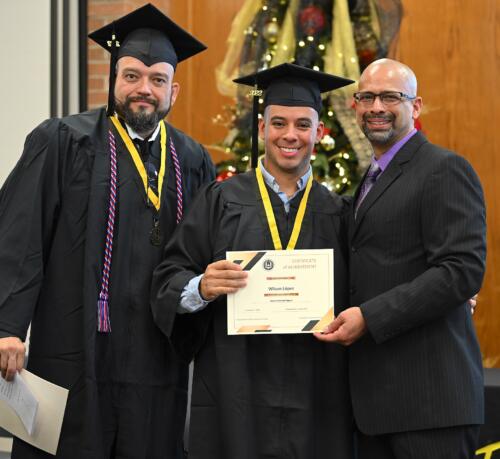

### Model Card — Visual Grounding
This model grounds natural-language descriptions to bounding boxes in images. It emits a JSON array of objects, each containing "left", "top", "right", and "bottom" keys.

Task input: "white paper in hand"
[
  {"left": 0, "top": 369, "right": 68, "bottom": 455},
  {"left": 0, "top": 372, "right": 38, "bottom": 435}
]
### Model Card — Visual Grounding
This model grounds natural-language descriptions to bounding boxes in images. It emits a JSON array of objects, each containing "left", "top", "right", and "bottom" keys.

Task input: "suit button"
[
  {"left": 351, "top": 246, "right": 357, "bottom": 253},
  {"left": 350, "top": 287, "right": 356, "bottom": 295}
]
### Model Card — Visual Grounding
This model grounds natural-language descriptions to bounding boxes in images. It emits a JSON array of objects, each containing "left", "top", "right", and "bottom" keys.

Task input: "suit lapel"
[
  {"left": 353, "top": 163, "right": 402, "bottom": 227},
  {"left": 350, "top": 131, "right": 428, "bottom": 241}
]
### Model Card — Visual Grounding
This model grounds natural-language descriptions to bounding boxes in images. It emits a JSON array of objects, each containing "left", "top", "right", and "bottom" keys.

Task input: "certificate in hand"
[{"left": 226, "top": 249, "right": 334, "bottom": 335}]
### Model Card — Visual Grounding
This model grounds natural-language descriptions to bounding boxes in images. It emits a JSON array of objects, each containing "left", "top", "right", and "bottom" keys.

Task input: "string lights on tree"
[{"left": 214, "top": 0, "right": 403, "bottom": 194}]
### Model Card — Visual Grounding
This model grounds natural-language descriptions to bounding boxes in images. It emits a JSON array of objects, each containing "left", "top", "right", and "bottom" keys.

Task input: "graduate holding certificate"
[{"left": 151, "top": 63, "right": 355, "bottom": 458}]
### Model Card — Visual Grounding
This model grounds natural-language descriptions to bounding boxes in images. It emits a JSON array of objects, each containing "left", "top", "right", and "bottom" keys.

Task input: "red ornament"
[
  {"left": 358, "top": 49, "right": 377, "bottom": 69},
  {"left": 299, "top": 6, "right": 326, "bottom": 35},
  {"left": 216, "top": 170, "right": 236, "bottom": 182},
  {"left": 414, "top": 118, "right": 423, "bottom": 131}
]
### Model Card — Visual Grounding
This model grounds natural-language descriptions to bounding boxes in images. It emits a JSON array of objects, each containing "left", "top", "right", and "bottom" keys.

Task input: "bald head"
[
  {"left": 354, "top": 59, "right": 422, "bottom": 157},
  {"left": 360, "top": 59, "right": 418, "bottom": 95}
]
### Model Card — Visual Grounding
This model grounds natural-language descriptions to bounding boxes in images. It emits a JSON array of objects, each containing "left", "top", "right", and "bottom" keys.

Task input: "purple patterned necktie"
[{"left": 355, "top": 162, "right": 381, "bottom": 218}]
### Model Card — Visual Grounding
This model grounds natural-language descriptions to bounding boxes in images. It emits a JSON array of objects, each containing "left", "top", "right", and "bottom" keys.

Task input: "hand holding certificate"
[{"left": 227, "top": 249, "right": 334, "bottom": 334}]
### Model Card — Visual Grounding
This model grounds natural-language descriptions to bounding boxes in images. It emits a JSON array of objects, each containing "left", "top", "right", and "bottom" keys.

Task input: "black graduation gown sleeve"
[
  {"left": 151, "top": 180, "right": 224, "bottom": 361},
  {"left": 0, "top": 119, "right": 78, "bottom": 339}
]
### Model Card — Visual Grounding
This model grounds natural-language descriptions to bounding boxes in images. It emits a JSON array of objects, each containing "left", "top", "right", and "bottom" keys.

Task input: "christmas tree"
[{"left": 214, "top": 0, "right": 402, "bottom": 194}]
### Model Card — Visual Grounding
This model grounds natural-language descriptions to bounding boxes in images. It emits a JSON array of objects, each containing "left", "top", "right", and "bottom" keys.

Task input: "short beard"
[
  {"left": 115, "top": 96, "right": 170, "bottom": 137},
  {"left": 362, "top": 125, "right": 394, "bottom": 144},
  {"left": 361, "top": 113, "right": 395, "bottom": 145}
]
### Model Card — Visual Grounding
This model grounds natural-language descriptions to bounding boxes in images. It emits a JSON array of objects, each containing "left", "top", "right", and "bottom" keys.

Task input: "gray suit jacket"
[{"left": 347, "top": 131, "right": 486, "bottom": 435}]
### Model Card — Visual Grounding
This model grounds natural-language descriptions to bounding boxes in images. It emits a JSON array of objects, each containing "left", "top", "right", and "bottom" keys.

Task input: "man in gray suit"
[{"left": 316, "top": 59, "right": 486, "bottom": 458}]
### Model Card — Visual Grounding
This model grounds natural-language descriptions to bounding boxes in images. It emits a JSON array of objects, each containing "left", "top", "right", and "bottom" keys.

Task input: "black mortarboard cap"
[
  {"left": 88, "top": 3, "right": 207, "bottom": 115},
  {"left": 233, "top": 63, "right": 354, "bottom": 168}
]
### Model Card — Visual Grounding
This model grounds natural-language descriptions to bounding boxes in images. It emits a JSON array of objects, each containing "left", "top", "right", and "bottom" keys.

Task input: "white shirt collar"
[{"left": 125, "top": 122, "right": 161, "bottom": 142}]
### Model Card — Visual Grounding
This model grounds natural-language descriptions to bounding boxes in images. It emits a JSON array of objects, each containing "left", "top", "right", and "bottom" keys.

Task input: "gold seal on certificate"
[{"left": 226, "top": 249, "right": 334, "bottom": 335}]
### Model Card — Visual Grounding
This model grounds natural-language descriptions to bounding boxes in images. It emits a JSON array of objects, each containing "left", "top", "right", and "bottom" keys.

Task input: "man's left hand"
[
  {"left": 314, "top": 306, "right": 367, "bottom": 346},
  {"left": 469, "top": 294, "right": 478, "bottom": 314}
]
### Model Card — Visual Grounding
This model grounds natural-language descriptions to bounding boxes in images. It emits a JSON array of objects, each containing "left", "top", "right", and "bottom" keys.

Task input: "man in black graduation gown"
[
  {"left": 0, "top": 4, "right": 214, "bottom": 458},
  {"left": 151, "top": 64, "right": 356, "bottom": 458}
]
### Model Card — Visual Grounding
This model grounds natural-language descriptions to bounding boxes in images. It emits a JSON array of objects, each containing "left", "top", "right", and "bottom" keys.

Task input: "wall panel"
[
  {"left": 396, "top": 0, "right": 500, "bottom": 366},
  {"left": 0, "top": 1, "right": 51, "bottom": 185},
  {"left": 167, "top": 0, "right": 245, "bottom": 163}
]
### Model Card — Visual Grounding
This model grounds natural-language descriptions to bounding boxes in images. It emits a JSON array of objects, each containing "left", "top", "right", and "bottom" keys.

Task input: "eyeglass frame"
[{"left": 353, "top": 91, "right": 417, "bottom": 106}]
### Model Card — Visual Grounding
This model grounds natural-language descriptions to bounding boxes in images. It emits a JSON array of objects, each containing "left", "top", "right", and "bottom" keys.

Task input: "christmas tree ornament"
[
  {"left": 216, "top": 163, "right": 238, "bottom": 182},
  {"left": 299, "top": 5, "right": 326, "bottom": 36},
  {"left": 320, "top": 134, "right": 335, "bottom": 151},
  {"left": 216, "top": 170, "right": 237, "bottom": 182},
  {"left": 263, "top": 21, "right": 280, "bottom": 43}
]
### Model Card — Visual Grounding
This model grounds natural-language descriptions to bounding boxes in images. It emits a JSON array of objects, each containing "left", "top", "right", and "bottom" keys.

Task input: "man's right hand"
[
  {"left": 0, "top": 337, "right": 25, "bottom": 381},
  {"left": 200, "top": 260, "right": 248, "bottom": 301}
]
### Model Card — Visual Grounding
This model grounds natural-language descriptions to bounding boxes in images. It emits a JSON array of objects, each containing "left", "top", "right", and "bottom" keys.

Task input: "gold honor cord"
[
  {"left": 110, "top": 115, "right": 167, "bottom": 211},
  {"left": 255, "top": 162, "right": 313, "bottom": 250}
]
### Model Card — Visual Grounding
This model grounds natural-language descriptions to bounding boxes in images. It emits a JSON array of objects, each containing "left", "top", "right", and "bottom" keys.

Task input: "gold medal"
[{"left": 150, "top": 218, "right": 163, "bottom": 246}]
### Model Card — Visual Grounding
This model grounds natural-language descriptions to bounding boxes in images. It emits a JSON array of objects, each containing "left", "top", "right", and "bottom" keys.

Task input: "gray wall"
[
  {"left": 0, "top": 0, "right": 82, "bottom": 186},
  {"left": 0, "top": 1, "right": 51, "bottom": 185}
]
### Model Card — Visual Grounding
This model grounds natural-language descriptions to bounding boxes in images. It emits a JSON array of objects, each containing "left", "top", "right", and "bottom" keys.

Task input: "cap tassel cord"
[
  {"left": 106, "top": 31, "right": 120, "bottom": 116},
  {"left": 250, "top": 86, "right": 262, "bottom": 169}
]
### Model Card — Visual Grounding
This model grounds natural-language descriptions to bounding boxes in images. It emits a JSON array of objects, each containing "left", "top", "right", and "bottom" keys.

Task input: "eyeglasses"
[{"left": 353, "top": 91, "right": 416, "bottom": 106}]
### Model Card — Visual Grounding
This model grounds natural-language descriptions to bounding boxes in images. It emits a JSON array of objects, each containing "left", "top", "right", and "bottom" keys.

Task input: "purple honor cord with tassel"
[
  {"left": 97, "top": 129, "right": 118, "bottom": 332},
  {"left": 96, "top": 126, "right": 183, "bottom": 332},
  {"left": 169, "top": 137, "right": 183, "bottom": 224}
]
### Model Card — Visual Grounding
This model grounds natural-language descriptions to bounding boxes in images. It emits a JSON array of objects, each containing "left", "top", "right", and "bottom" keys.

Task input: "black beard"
[{"left": 115, "top": 96, "right": 170, "bottom": 137}]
